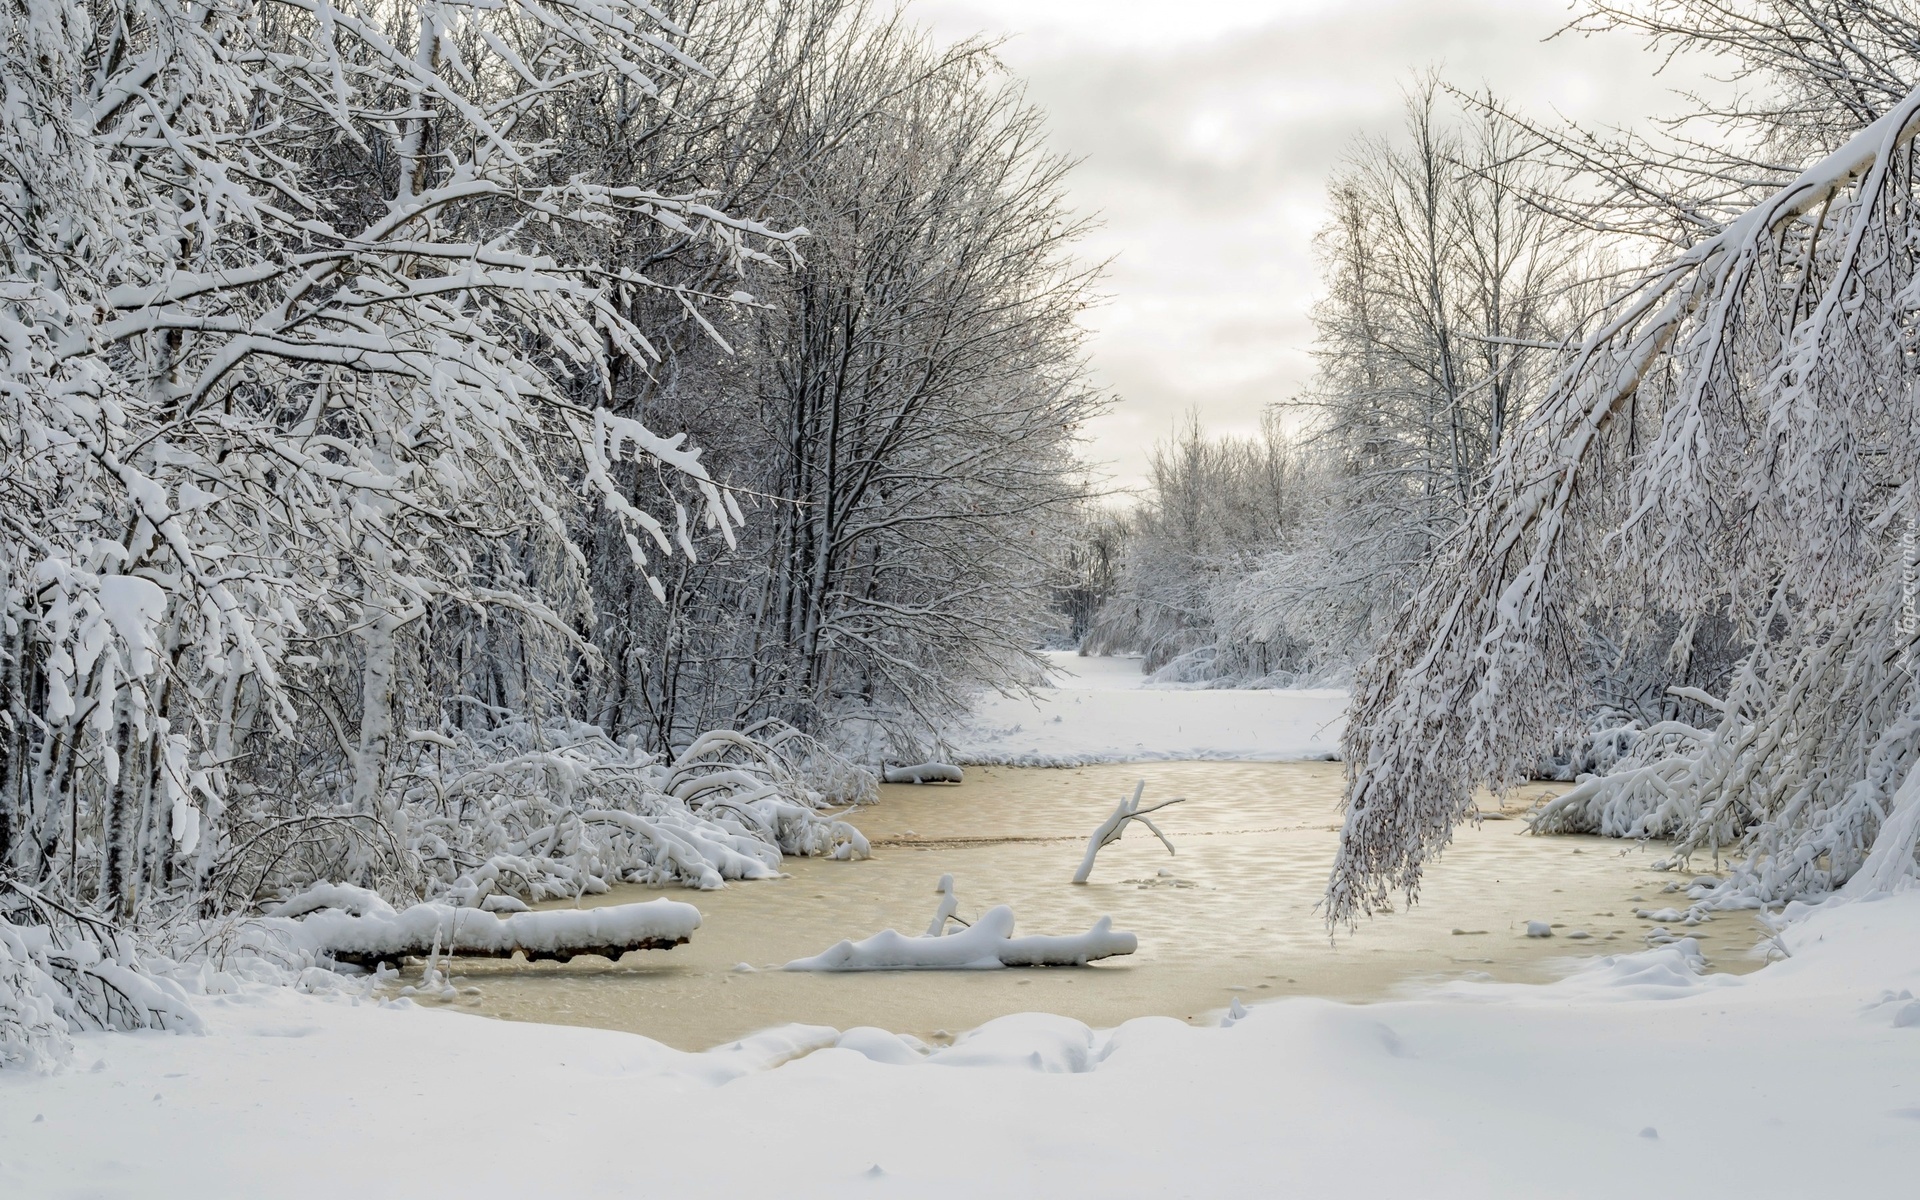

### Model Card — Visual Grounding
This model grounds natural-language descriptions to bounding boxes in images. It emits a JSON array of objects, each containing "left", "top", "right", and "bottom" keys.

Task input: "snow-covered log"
[
  {"left": 784, "top": 904, "right": 1135, "bottom": 971},
  {"left": 1072, "top": 781, "right": 1185, "bottom": 884},
  {"left": 884, "top": 763, "right": 964, "bottom": 784},
  {"left": 280, "top": 898, "right": 701, "bottom": 968}
]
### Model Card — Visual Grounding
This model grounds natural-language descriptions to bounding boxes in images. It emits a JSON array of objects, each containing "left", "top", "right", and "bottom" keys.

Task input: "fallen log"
[
  {"left": 277, "top": 895, "right": 703, "bottom": 968},
  {"left": 884, "top": 762, "right": 964, "bottom": 784},
  {"left": 784, "top": 902, "right": 1135, "bottom": 971}
]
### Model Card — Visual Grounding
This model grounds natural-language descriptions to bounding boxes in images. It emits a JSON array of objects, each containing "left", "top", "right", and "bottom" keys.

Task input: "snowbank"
[
  {"left": 4, "top": 891, "right": 1917, "bottom": 1197},
  {"left": 951, "top": 652, "right": 1345, "bottom": 765}
]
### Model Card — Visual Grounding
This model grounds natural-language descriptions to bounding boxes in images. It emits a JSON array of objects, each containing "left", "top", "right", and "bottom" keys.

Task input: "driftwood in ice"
[
  {"left": 785, "top": 894, "right": 1135, "bottom": 971},
  {"left": 1072, "top": 780, "right": 1185, "bottom": 884},
  {"left": 272, "top": 887, "right": 701, "bottom": 967},
  {"left": 784, "top": 905, "right": 1134, "bottom": 971},
  {"left": 926, "top": 873, "right": 964, "bottom": 936}
]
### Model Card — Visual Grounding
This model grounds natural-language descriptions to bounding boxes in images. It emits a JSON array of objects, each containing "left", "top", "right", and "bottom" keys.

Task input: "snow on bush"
[
  {"left": 0, "top": 920, "right": 74, "bottom": 1074},
  {"left": 404, "top": 722, "right": 873, "bottom": 902},
  {"left": 0, "top": 900, "right": 204, "bottom": 1074},
  {"left": 195, "top": 720, "right": 873, "bottom": 913}
]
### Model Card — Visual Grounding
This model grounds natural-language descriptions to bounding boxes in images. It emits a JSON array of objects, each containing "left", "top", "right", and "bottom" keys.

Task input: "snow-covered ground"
[
  {"left": 5, "top": 665, "right": 1917, "bottom": 1197},
  {"left": 3, "top": 893, "right": 1917, "bottom": 1197},
  {"left": 949, "top": 652, "right": 1346, "bottom": 763}
]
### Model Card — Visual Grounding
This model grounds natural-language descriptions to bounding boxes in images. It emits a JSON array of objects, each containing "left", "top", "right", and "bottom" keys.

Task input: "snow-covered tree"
[
  {"left": 1084, "top": 411, "right": 1308, "bottom": 680},
  {"left": 0, "top": 0, "right": 796, "bottom": 918},
  {"left": 1329, "top": 61, "right": 1920, "bottom": 923},
  {"left": 1089, "top": 84, "right": 1588, "bottom": 688},
  {"left": 584, "top": 14, "right": 1106, "bottom": 756}
]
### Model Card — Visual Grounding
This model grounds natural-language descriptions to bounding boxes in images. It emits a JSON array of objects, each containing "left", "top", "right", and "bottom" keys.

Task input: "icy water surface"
[{"left": 420, "top": 762, "right": 1768, "bottom": 1049}]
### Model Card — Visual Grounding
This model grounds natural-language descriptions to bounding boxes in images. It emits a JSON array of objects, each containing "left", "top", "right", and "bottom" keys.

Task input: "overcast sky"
[{"left": 910, "top": 0, "right": 1714, "bottom": 492}]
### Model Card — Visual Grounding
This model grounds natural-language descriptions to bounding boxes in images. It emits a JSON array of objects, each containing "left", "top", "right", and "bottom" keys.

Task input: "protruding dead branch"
[{"left": 1071, "top": 781, "right": 1186, "bottom": 884}]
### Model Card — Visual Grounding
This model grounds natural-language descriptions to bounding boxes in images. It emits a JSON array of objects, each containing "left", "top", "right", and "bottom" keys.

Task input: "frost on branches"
[
  {"left": 0, "top": 0, "right": 800, "bottom": 902},
  {"left": 1330, "top": 83, "right": 1920, "bottom": 925},
  {"left": 0, "top": 0, "right": 886, "bottom": 1056}
]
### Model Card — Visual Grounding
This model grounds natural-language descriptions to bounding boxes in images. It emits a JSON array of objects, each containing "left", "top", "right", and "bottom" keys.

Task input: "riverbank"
[
  {"left": 3, "top": 660, "right": 1916, "bottom": 1197},
  {"left": 948, "top": 651, "right": 1346, "bottom": 764},
  {"left": 3, "top": 889, "right": 1915, "bottom": 1197}
]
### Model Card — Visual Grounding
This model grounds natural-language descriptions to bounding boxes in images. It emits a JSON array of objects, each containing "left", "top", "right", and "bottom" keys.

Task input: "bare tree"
[{"left": 585, "top": 16, "right": 1106, "bottom": 756}]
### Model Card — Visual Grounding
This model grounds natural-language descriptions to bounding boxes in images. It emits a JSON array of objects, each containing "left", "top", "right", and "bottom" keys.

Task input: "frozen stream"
[{"left": 419, "top": 760, "right": 1767, "bottom": 1050}]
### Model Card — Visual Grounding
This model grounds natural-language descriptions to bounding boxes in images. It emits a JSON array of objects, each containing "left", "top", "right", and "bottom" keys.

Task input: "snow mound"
[
  {"left": 834, "top": 1027, "right": 929, "bottom": 1065},
  {"left": 929, "top": 1013, "right": 1101, "bottom": 1072}
]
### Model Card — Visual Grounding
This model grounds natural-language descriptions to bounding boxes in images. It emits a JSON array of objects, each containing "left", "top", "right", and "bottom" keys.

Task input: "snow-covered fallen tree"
[
  {"left": 1330, "top": 80, "right": 1920, "bottom": 923},
  {"left": 785, "top": 878, "right": 1136, "bottom": 970},
  {"left": 260, "top": 886, "right": 700, "bottom": 968},
  {"left": 3, "top": 876, "right": 709, "bottom": 1070},
  {"left": 784, "top": 905, "right": 1135, "bottom": 971},
  {"left": 883, "top": 763, "right": 965, "bottom": 785}
]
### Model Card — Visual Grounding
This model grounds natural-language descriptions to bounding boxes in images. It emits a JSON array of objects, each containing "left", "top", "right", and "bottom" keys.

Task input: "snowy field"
[
  {"left": 949, "top": 652, "right": 1346, "bottom": 763},
  {"left": 2, "top": 892, "right": 1916, "bottom": 1197},
  {"left": 4, "top": 670, "right": 1918, "bottom": 1197}
]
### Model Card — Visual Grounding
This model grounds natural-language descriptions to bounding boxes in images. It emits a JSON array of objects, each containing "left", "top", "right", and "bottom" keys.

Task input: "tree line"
[
  {"left": 1072, "top": 0, "right": 1920, "bottom": 910},
  {"left": 0, "top": 0, "right": 1100, "bottom": 923}
]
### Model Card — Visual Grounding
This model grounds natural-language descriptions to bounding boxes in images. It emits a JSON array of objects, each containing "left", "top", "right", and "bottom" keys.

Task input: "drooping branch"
[{"left": 1327, "top": 79, "right": 1920, "bottom": 926}]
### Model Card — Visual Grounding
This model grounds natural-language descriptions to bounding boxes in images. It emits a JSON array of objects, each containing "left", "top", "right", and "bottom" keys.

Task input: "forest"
[
  {"left": 0, "top": 0, "right": 1100, "bottom": 919},
  {"left": 1, "top": 3, "right": 1918, "bottom": 1194},
  {"left": 1081, "top": 3, "right": 1920, "bottom": 923}
]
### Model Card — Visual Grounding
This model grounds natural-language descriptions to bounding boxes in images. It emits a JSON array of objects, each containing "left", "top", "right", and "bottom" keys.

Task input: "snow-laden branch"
[{"left": 1329, "top": 78, "right": 1920, "bottom": 925}]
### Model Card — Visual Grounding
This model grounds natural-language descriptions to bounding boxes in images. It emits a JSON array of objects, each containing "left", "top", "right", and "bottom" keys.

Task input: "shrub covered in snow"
[
  {"left": 194, "top": 720, "right": 872, "bottom": 911},
  {"left": 0, "top": 894, "right": 203, "bottom": 1074}
]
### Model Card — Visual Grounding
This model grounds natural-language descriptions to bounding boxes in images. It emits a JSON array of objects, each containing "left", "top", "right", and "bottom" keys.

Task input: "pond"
[{"left": 418, "top": 761, "right": 1767, "bottom": 1050}]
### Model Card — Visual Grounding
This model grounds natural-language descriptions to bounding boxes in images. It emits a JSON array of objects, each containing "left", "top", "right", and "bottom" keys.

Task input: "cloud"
[{"left": 916, "top": 0, "right": 1721, "bottom": 487}]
